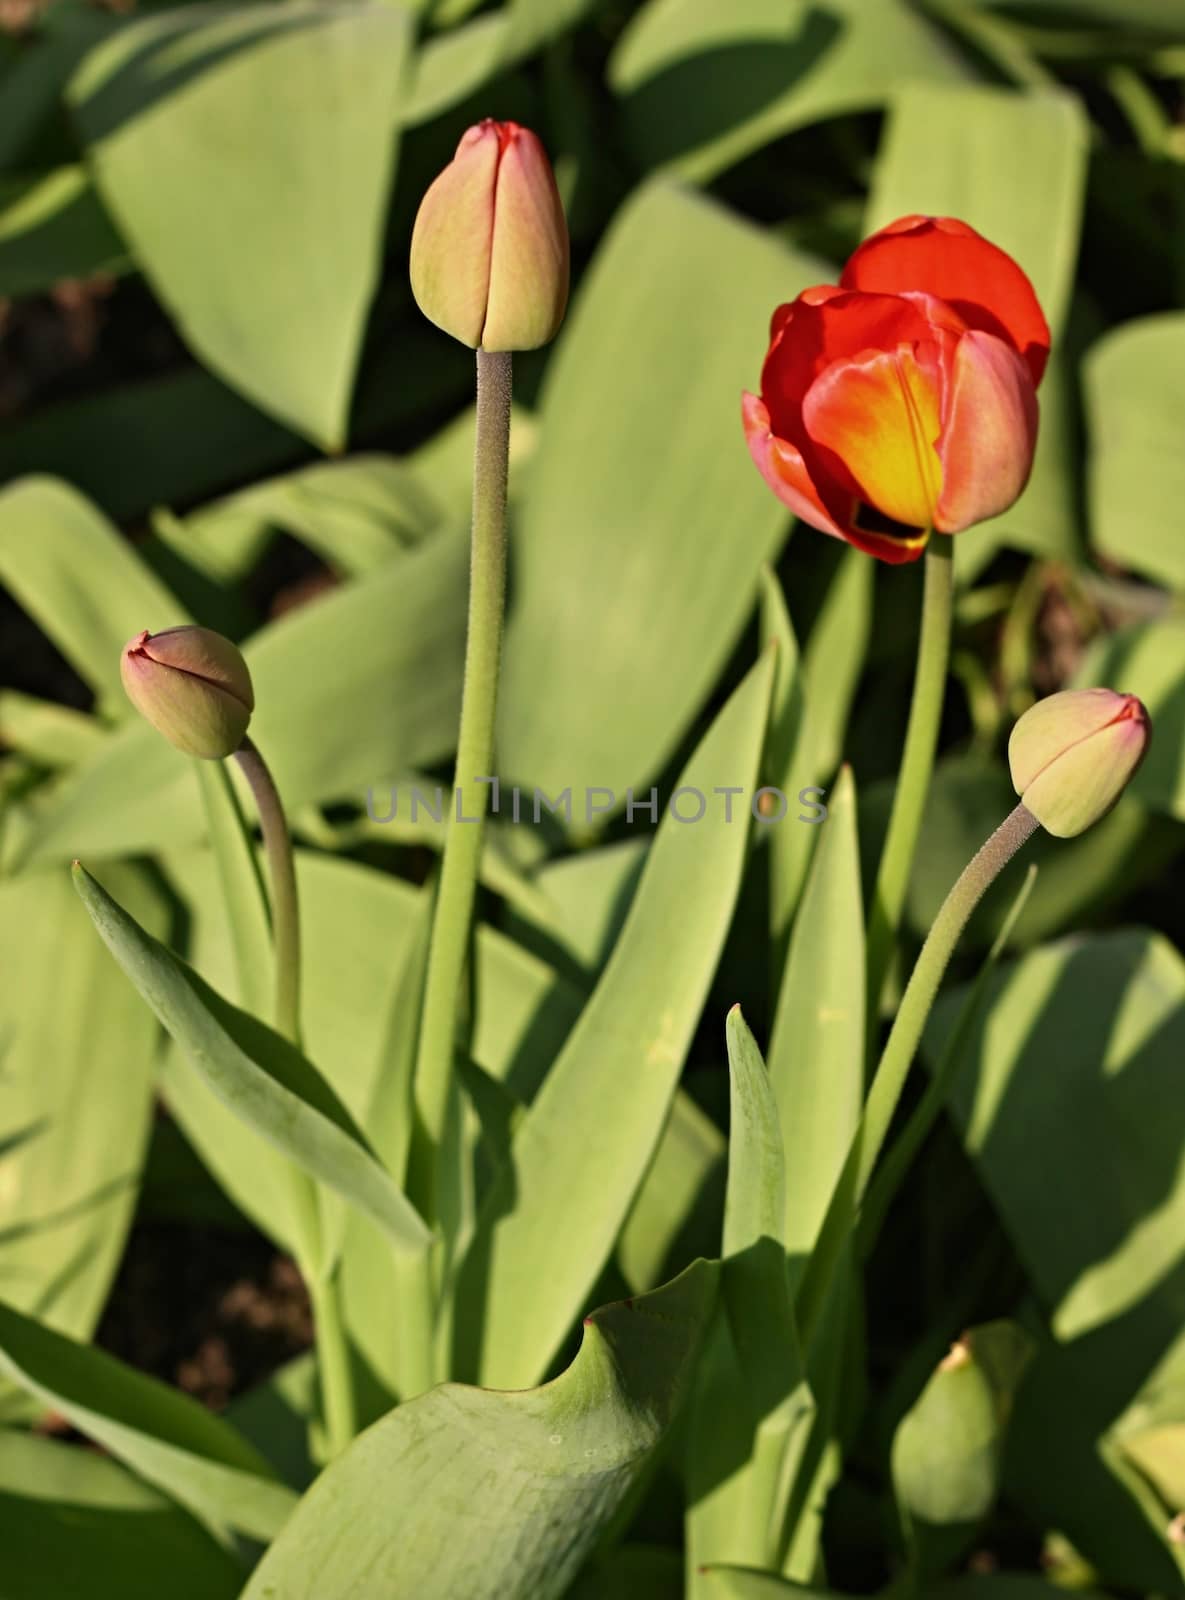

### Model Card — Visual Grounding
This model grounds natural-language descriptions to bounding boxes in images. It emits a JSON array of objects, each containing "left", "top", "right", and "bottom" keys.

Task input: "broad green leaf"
[
  {"left": 767, "top": 765, "right": 864, "bottom": 1261},
  {"left": 0, "top": 165, "right": 129, "bottom": 296},
  {"left": 931, "top": 930, "right": 1185, "bottom": 1585},
  {"left": 798, "top": 547, "right": 874, "bottom": 782},
  {"left": 227, "top": 1352, "right": 320, "bottom": 1491},
  {"left": 497, "top": 182, "right": 820, "bottom": 819},
  {"left": 73, "top": 863, "right": 432, "bottom": 1257},
  {"left": 981, "top": 0, "right": 1185, "bottom": 33},
  {"left": 937, "top": 929, "right": 1185, "bottom": 1345},
  {"left": 0, "top": 1299, "right": 297, "bottom": 1540},
  {"left": 610, "top": 0, "right": 970, "bottom": 182},
  {"left": 0, "top": 477, "right": 190, "bottom": 710},
  {"left": 69, "top": 2, "right": 414, "bottom": 448},
  {"left": 0, "top": 866, "right": 162, "bottom": 1401},
  {"left": 0, "top": 325, "right": 468, "bottom": 525},
  {"left": 159, "top": 453, "right": 448, "bottom": 583},
  {"left": 0, "top": 692, "right": 106, "bottom": 768},
  {"left": 864, "top": 84, "right": 1089, "bottom": 576},
  {"left": 19, "top": 524, "right": 468, "bottom": 866},
  {"left": 196, "top": 759, "right": 273, "bottom": 1022},
  {"left": 0, "top": 1, "right": 117, "bottom": 169},
  {"left": 0, "top": 1429, "right": 242, "bottom": 1599},
  {"left": 407, "top": 0, "right": 596, "bottom": 123},
  {"left": 1085, "top": 314, "right": 1185, "bottom": 591},
  {"left": 619, "top": 1084, "right": 725, "bottom": 1294},
  {"left": 455, "top": 653, "right": 775, "bottom": 1387},
  {"left": 243, "top": 1261, "right": 719, "bottom": 1600},
  {"left": 892, "top": 1323, "right": 1034, "bottom": 1530},
  {"left": 510, "top": 836, "right": 649, "bottom": 980},
  {"left": 1073, "top": 620, "right": 1185, "bottom": 821}
]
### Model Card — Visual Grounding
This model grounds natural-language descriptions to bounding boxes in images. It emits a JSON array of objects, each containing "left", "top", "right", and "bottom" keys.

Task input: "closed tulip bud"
[
  {"left": 410, "top": 118, "right": 569, "bottom": 352},
  {"left": 121, "top": 626, "right": 253, "bottom": 759},
  {"left": 1008, "top": 688, "right": 1150, "bottom": 838}
]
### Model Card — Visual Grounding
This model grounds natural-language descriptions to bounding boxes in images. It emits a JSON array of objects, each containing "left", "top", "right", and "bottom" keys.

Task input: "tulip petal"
[
  {"left": 1019, "top": 715, "right": 1149, "bottom": 837},
  {"left": 841, "top": 216, "right": 1050, "bottom": 386},
  {"left": 802, "top": 341, "right": 944, "bottom": 531},
  {"left": 934, "top": 330, "right": 1038, "bottom": 533},
  {"left": 482, "top": 125, "right": 570, "bottom": 352},
  {"left": 1007, "top": 687, "right": 1138, "bottom": 792},
  {"left": 741, "top": 391, "right": 841, "bottom": 537},
  {"left": 761, "top": 290, "right": 936, "bottom": 436},
  {"left": 409, "top": 122, "right": 499, "bottom": 349}
]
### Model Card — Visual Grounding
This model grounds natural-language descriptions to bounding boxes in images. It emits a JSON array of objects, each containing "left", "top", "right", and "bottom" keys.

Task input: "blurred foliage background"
[{"left": 3, "top": 0, "right": 1185, "bottom": 1594}]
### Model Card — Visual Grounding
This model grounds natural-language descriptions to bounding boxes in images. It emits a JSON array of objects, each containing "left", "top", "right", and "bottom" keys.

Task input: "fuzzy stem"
[
  {"left": 865, "top": 538, "right": 954, "bottom": 1025},
  {"left": 798, "top": 803, "right": 1040, "bottom": 1347},
  {"left": 411, "top": 348, "right": 513, "bottom": 1223},
  {"left": 233, "top": 738, "right": 357, "bottom": 1454},
  {"left": 232, "top": 737, "right": 301, "bottom": 1043}
]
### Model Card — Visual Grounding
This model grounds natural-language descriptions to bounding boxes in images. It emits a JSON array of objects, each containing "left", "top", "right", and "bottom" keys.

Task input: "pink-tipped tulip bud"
[
  {"left": 1008, "top": 688, "right": 1151, "bottom": 838},
  {"left": 121, "top": 626, "right": 253, "bottom": 759},
  {"left": 409, "top": 118, "right": 569, "bottom": 352}
]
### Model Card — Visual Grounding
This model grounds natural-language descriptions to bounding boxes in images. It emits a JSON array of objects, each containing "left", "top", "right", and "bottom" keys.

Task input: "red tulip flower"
[{"left": 742, "top": 216, "right": 1050, "bottom": 564}]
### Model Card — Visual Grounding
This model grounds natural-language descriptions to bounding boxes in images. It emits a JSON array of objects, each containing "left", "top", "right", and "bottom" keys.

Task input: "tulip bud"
[
  {"left": 1008, "top": 688, "right": 1150, "bottom": 838},
  {"left": 121, "top": 626, "right": 253, "bottom": 759},
  {"left": 409, "top": 118, "right": 569, "bottom": 352}
]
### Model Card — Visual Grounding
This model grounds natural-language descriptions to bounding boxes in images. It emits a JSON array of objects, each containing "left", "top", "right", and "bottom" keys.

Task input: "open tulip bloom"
[{"left": 743, "top": 215, "right": 1050, "bottom": 563}]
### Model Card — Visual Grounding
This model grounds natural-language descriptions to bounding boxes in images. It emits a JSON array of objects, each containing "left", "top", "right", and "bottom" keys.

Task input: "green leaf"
[
  {"left": 892, "top": 1322, "right": 1034, "bottom": 1529},
  {"left": 0, "top": 477, "right": 191, "bottom": 710},
  {"left": 699, "top": 1571, "right": 828, "bottom": 1598},
  {"left": 1085, "top": 314, "right": 1185, "bottom": 592},
  {"left": 454, "top": 651, "right": 775, "bottom": 1387},
  {"left": 497, "top": 182, "right": 820, "bottom": 820},
  {"left": 714, "top": 1009, "right": 813, "bottom": 1573},
  {"left": 767, "top": 765, "right": 864, "bottom": 1262},
  {"left": 0, "top": 165, "right": 129, "bottom": 297},
  {"left": 619, "top": 1085, "right": 725, "bottom": 1295},
  {"left": 242, "top": 1261, "right": 719, "bottom": 1600},
  {"left": 159, "top": 453, "right": 447, "bottom": 582},
  {"left": 195, "top": 759, "right": 273, "bottom": 1022},
  {"left": 69, "top": 2, "right": 414, "bottom": 448},
  {"left": 0, "top": 1429, "right": 243, "bottom": 1599},
  {"left": 610, "top": 0, "right": 970, "bottom": 183},
  {"left": 864, "top": 84, "right": 1089, "bottom": 577},
  {"left": 72, "top": 863, "right": 431, "bottom": 1257},
  {"left": 980, "top": 0, "right": 1185, "bottom": 34},
  {"left": 0, "top": 691, "right": 106, "bottom": 769},
  {"left": 0, "top": 1299, "right": 297, "bottom": 1540},
  {"left": 1073, "top": 620, "right": 1185, "bottom": 822},
  {"left": 931, "top": 930, "right": 1185, "bottom": 1585},
  {"left": 407, "top": 0, "right": 597, "bottom": 123},
  {"left": 0, "top": 866, "right": 162, "bottom": 1396}
]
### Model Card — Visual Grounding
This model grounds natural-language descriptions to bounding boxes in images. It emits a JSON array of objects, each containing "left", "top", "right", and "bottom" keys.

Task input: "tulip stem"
[
  {"left": 412, "top": 348, "right": 513, "bottom": 1226},
  {"left": 233, "top": 737, "right": 302, "bottom": 1044},
  {"left": 797, "top": 801, "right": 1039, "bottom": 1348},
  {"left": 233, "top": 737, "right": 357, "bottom": 1457},
  {"left": 865, "top": 536, "right": 954, "bottom": 1028}
]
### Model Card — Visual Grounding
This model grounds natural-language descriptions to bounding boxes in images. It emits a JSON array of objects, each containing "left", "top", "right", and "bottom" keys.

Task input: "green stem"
[
  {"left": 232, "top": 738, "right": 356, "bottom": 1454},
  {"left": 411, "top": 348, "right": 513, "bottom": 1224},
  {"left": 857, "top": 861, "right": 1038, "bottom": 1258},
  {"left": 798, "top": 802, "right": 1040, "bottom": 1348},
  {"left": 865, "top": 537, "right": 954, "bottom": 1026},
  {"left": 232, "top": 737, "right": 301, "bottom": 1044},
  {"left": 307, "top": 1267, "right": 356, "bottom": 1458}
]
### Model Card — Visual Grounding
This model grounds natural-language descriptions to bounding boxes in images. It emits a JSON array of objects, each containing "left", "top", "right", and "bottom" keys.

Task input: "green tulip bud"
[
  {"left": 409, "top": 118, "right": 569, "bottom": 352},
  {"left": 1008, "top": 687, "right": 1150, "bottom": 838},
  {"left": 121, "top": 625, "right": 253, "bottom": 759}
]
